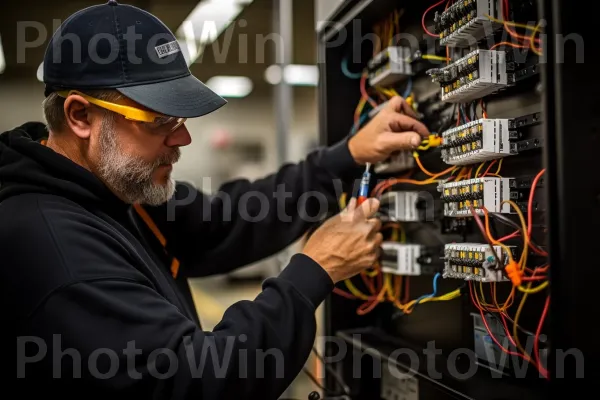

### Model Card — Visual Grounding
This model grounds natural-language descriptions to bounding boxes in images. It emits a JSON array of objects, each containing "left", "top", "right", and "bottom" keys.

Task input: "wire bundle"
[{"left": 467, "top": 168, "right": 550, "bottom": 379}]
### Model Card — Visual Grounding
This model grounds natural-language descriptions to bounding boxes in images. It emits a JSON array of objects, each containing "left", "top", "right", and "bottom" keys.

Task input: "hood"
[{"left": 0, "top": 122, "right": 127, "bottom": 211}]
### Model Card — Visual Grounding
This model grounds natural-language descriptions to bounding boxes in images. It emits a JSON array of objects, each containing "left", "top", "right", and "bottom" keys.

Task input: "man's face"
[{"left": 88, "top": 96, "right": 192, "bottom": 206}]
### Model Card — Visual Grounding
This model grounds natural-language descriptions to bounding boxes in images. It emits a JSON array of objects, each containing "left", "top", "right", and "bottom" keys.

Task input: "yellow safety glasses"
[{"left": 56, "top": 90, "right": 186, "bottom": 133}]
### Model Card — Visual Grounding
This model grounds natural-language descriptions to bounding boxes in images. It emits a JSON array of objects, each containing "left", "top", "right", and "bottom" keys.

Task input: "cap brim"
[{"left": 116, "top": 73, "right": 227, "bottom": 118}]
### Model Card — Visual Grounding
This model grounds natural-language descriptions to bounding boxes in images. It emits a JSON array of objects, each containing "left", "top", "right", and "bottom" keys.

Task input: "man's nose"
[{"left": 165, "top": 124, "right": 192, "bottom": 147}]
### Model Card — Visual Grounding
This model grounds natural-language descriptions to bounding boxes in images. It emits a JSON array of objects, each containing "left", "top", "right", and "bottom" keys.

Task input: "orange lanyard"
[{"left": 133, "top": 204, "right": 180, "bottom": 278}]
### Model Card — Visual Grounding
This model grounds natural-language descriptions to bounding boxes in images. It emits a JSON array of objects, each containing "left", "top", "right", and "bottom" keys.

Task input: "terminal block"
[
  {"left": 374, "top": 151, "right": 415, "bottom": 174},
  {"left": 380, "top": 191, "right": 420, "bottom": 222},
  {"left": 426, "top": 49, "right": 507, "bottom": 103},
  {"left": 381, "top": 243, "right": 422, "bottom": 276},
  {"left": 443, "top": 243, "right": 514, "bottom": 282},
  {"left": 434, "top": 0, "right": 502, "bottom": 47},
  {"left": 439, "top": 177, "right": 512, "bottom": 217},
  {"left": 440, "top": 118, "right": 513, "bottom": 165},
  {"left": 367, "top": 46, "right": 413, "bottom": 87}
]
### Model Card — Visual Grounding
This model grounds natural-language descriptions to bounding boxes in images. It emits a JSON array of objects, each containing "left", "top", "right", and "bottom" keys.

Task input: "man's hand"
[
  {"left": 348, "top": 96, "right": 430, "bottom": 165},
  {"left": 302, "top": 198, "right": 382, "bottom": 284}
]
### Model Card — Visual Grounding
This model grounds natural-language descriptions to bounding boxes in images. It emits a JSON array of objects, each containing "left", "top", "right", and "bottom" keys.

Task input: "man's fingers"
[
  {"left": 387, "top": 113, "right": 430, "bottom": 138},
  {"left": 379, "top": 131, "right": 423, "bottom": 151},
  {"left": 345, "top": 197, "right": 357, "bottom": 212},
  {"left": 367, "top": 218, "right": 382, "bottom": 234},
  {"left": 355, "top": 198, "right": 380, "bottom": 220},
  {"left": 387, "top": 96, "right": 418, "bottom": 118},
  {"left": 374, "top": 232, "right": 383, "bottom": 247}
]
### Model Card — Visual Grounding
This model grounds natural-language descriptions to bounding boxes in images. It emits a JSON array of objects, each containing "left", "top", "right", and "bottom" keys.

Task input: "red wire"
[
  {"left": 497, "top": 230, "right": 519, "bottom": 242},
  {"left": 422, "top": 0, "right": 446, "bottom": 37},
  {"left": 359, "top": 74, "right": 378, "bottom": 108},
  {"left": 482, "top": 159, "right": 497, "bottom": 176},
  {"left": 333, "top": 288, "right": 357, "bottom": 299},
  {"left": 535, "top": 295, "right": 550, "bottom": 379},
  {"left": 469, "top": 283, "right": 530, "bottom": 361},
  {"left": 499, "top": 313, "right": 518, "bottom": 348},
  {"left": 521, "top": 276, "right": 547, "bottom": 281}
]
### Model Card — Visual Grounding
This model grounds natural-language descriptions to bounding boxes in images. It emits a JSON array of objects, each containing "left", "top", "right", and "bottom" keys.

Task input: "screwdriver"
[{"left": 357, "top": 162, "right": 371, "bottom": 205}]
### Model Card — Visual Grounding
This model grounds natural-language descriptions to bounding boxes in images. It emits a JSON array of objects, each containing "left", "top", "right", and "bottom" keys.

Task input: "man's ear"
[{"left": 63, "top": 95, "right": 93, "bottom": 140}]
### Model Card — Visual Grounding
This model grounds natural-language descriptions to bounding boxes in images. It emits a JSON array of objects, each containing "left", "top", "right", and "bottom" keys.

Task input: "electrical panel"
[
  {"left": 440, "top": 177, "right": 512, "bottom": 217},
  {"left": 381, "top": 242, "right": 422, "bottom": 275},
  {"left": 374, "top": 151, "right": 415, "bottom": 174},
  {"left": 427, "top": 49, "right": 508, "bottom": 102},
  {"left": 440, "top": 118, "right": 512, "bottom": 165},
  {"left": 434, "top": 0, "right": 503, "bottom": 47},
  {"left": 316, "top": 0, "right": 564, "bottom": 398},
  {"left": 380, "top": 191, "right": 420, "bottom": 222},
  {"left": 368, "top": 46, "right": 413, "bottom": 87},
  {"left": 443, "top": 243, "right": 514, "bottom": 282}
]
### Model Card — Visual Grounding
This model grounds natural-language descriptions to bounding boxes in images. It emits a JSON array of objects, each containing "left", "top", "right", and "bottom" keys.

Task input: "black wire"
[
  {"left": 489, "top": 212, "right": 522, "bottom": 232},
  {"left": 302, "top": 366, "right": 327, "bottom": 392}
]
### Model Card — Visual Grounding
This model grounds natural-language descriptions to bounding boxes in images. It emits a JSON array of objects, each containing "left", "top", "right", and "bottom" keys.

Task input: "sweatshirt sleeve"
[
  {"left": 143, "top": 138, "right": 362, "bottom": 277},
  {"left": 21, "top": 253, "right": 333, "bottom": 400}
]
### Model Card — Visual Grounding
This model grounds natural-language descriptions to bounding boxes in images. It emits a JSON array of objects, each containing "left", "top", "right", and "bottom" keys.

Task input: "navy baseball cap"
[{"left": 42, "top": 0, "right": 227, "bottom": 118}]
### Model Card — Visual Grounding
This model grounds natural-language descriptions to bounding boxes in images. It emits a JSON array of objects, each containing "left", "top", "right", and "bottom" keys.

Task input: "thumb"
[
  {"left": 340, "top": 197, "right": 357, "bottom": 222},
  {"left": 345, "top": 197, "right": 357, "bottom": 212},
  {"left": 355, "top": 198, "right": 380, "bottom": 220},
  {"left": 379, "top": 131, "right": 423, "bottom": 151}
]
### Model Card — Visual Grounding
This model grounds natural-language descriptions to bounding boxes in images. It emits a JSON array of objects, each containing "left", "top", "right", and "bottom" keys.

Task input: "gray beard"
[{"left": 96, "top": 117, "right": 180, "bottom": 206}]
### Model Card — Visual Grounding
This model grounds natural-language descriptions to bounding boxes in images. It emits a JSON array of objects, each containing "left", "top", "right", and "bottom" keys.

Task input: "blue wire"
[
  {"left": 415, "top": 272, "right": 441, "bottom": 303},
  {"left": 350, "top": 111, "right": 370, "bottom": 135},
  {"left": 341, "top": 57, "right": 363, "bottom": 79},
  {"left": 392, "top": 273, "right": 442, "bottom": 319},
  {"left": 402, "top": 78, "right": 413, "bottom": 99}
]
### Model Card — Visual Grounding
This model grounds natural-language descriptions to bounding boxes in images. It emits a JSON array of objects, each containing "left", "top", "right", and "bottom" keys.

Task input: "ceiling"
[{"left": 0, "top": 0, "right": 318, "bottom": 95}]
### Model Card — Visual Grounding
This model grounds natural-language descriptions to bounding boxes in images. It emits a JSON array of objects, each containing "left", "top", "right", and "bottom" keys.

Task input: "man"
[{"left": 0, "top": 1, "right": 429, "bottom": 399}]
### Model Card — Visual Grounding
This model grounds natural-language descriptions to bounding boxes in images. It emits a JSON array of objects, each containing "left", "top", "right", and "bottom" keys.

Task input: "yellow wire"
[
  {"left": 345, "top": 279, "right": 369, "bottom": 300},
  {"left": 501, "top": 200, "right": 528, "bottom": 266},
  {"left": 531, "top": 21, "right": 543, "bottom": 56},
  {"left": 502, "top": 200, "right": 550, "bottom": 295},
  {"left": 485, "top": 14, "right": 543, "bottom": 31},
  {"left": 494, "top": 158, "right": 504, "bottom": 175},
  {"left": 421, "top": 54, "right": 450, "bottom": 62},
  {"left": 474, "top": 162, "right": 486, "bottom": 178},
  {"left": 517, "top": 281, "right": 549, "bottom": 293}
]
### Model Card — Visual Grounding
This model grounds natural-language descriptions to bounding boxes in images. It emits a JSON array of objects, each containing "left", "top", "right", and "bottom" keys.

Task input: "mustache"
[{"left": 154, "top": 148, "right": 181, "bottom": 167}]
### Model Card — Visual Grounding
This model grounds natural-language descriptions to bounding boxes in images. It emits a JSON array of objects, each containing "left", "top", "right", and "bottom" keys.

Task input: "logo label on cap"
[{"left": 155, "top": 41, "right": 180, "bottom": 58}]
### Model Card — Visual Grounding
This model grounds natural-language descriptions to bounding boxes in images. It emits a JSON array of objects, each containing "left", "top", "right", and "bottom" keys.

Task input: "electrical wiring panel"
[
  {"left": 374, "top": 151, "right": 415, "bottom": 174},
  {"left": 443, "top": 243, "right": 515, "bottom": 282},
  {"left": 319, "top": 0, "right": 554, "bottom": 397},
  {"left": 440, "top": 118, "right": 513, "bottom": 165},
  {"left": 427, "top": 49, "right": 508, "bottom": 102},
  {"left": 380, "top": 191, "right": 420, "bottom": 222},
  {"left": 439, "top": 177, "right": 512, "bottom": 217},
  {"left": 367, "top": 46, "right": 413, "bottom": 87},
  {"left": 434, "top": 0, "right": 503, "bottom": 47},
  {"left": 381, "top": 242, "right": 422, "bottom": 275}
]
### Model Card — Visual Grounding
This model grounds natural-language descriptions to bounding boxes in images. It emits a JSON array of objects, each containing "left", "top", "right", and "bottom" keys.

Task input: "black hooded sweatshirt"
[{"left": 0, "top": 122, "right": 361, "bottom": 400}]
